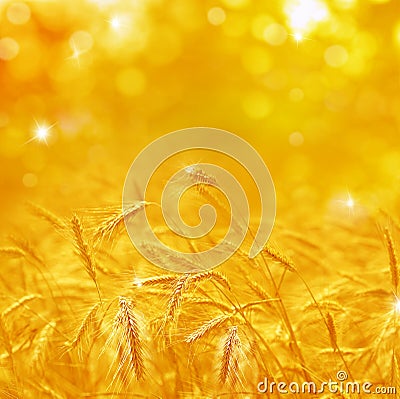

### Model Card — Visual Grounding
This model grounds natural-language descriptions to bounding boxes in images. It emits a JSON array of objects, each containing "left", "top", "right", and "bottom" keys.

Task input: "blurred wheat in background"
[{"left": 1, "top": 0, "right": 400, "bottom": 398}]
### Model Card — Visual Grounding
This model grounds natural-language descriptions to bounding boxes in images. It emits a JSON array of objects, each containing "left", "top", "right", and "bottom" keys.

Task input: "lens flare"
[
  {"left": 110, "top": 16, "right": 121, "bottom": 30},
  {"left": 285, "top": 0, "right": 329, "bottom": 34},
  {"left": 346, "top": 196, "right": 354, "bottom": 208},
  {"left": 395, "top": 299, "right": 400, "bottom": 313},
  {"left": 25, "top": 120, "right": 56, "bottom": 145}
]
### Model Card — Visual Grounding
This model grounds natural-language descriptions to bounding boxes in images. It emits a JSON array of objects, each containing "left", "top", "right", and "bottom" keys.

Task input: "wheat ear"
[
  {"left": 219, "top": 326, "right": 241, "bottom": 386},
  {"left": 69, "top": 302, "right": 100, "bottom": 351},
  {"left": 185, "top": 166, "right": 218, "bottom": 192},
  {"left": 71, "top": 214, "right": 101, "bottom": 302},
  {"left": 165, "top": 274, "right": 190, "bottom": 325},
  {"left": 94, "top": 201, "right": 148, "bottom": 244},
  {"left": 27, "top": 201, "right": 66, "bottom": 232},
  {"left": 112, "top": 297, "right": 144, "bottom": 381},
  {"left": 0, "top": 247, "right": 25, "bottom": 258},
  {"left": 383, "top": 228, "right": 398, "bottom": 293},
  {"left": 303, "top": 300, "right": 345, "bottom": 313},
  {"left": 0, "top": 315, "right": 12, "bottom": 356},
  {"left": 188, "top": 271, "right": 231, "bottom": 291},
  {"left": 246, "top": 278, "right": 272, "bottom": 300},
  {"left": 0, "top": 315, "right": 19, "bottom": 397},
  {"left": 264, "top": 244, "right": 296, "bottom": 272},
  {"left": 2, "top": 294, "right": 42, "bottom": 318},
  {"left": 9, "top": 236, "right": 43, "bottom": 265},
  {"left": 326, "top": 312, "right": 337, "bottom": 351},
  {"left": 186, "top": 314, "right": 232, "bottom": 343},
  {"left": 32, "top": 321, "right": 56, "bottom": 371},
  {"left": 135, "top": 274, "right": 177, "bottom": 287}
]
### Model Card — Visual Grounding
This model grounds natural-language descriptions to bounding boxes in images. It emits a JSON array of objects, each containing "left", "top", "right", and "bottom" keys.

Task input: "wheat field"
[
  {"left": 1, "top": 0, "right": 400, "bottom": 397},
  {"left": 0, "top": 188, "right": 399, "bottom": 398}
]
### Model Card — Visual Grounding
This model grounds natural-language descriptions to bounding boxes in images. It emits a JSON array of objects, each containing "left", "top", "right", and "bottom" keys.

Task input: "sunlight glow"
[
  {"left": 285, "top": 0, "right": 329, "bottom": 34},
  {"left": 68, "top": 41, "right": 83, "bottom": 66},
  {"left": 25, "top": 120, "right": 56, "bottom": 145},
  {"left": 185, "top": 165, "right": 196, "bottom": 174},
  {"left": 36, "top": 126, "right": 49, "bottom": 141},
  {"left": 133, "top": 278, "right": 143, "bottom": 287},
  {"left": 346, "top": 196, "right": 354, "bottom": 208},
  {"left": 395, "top": 299, "right": 400, "bottom": 313},
  {"left": 333, "top": 192, "right": 356, "bottom": 216},
  {"left": 294, "top": 32, "right": 303, "bottom": 42},
  {"left": 110, "top": 16, "right": 121, "bottom": 30}
]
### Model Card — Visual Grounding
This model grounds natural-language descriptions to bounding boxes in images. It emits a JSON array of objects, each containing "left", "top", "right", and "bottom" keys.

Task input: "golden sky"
[{"left": 1, "top": 0, "right": 399, "bottom": 225}]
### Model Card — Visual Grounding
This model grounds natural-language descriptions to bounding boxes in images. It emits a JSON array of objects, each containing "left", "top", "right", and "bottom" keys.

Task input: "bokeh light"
[
  {"left": 0, "top": 37, "right": 19, "bottom": 60},
  {"left": 285, "top": 0, "right": 329, "bottom": 34},
  {"left": 6, "top": 2, "right": 30, "bottom": 25},
  {"left": 0, "top": 0, "right": 398, "bottom": 233}
]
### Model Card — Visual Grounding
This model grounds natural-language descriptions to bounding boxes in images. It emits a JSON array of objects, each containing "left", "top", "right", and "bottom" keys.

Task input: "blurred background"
[{"left": 0, "top": 0, "right": 399, "bottom": 228}]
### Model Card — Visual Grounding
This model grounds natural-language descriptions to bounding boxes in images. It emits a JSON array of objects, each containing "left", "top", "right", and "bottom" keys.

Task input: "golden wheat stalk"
[
  {"left": 219, "top": 326, "right": 241, "bottom": 387},
  {"left": 93, "top": 201, "right": 149, "bottom": 244},
  {"left": 0, "top": 315, "right": 12, "bottom": 356},
  {"left": 5, "top": 237, "right": 64, "bottom": 312},
  {"left": 165, "top": 274, "right": 190, "bottom": 325},
  {"left": 140, "top": 242, "right": 204, "bottom": 272},
  {"left": 185, "top": 165, "right": 218, "bottom": 192},
  {"left": 71, "top": 214, "right": 102, "bottom": 302},
  {"left": 161, "top": 271, "right": 231, "bottom": 332},
  {"left": 26, "top": 201, "right": 66, "bottom": 232},
  {"left": 33, "top": 382, "right": 65, "bottom": 399},
  {"left": 135, "top": 274, "right": 178, "bottom": 287},
  {"left": 356, "top": 288, "right": 390, "bottom": 298},
  {"left": 111, "top": 297, "right": 144, "bottom": 381},
  {"left": 338, "top": 271, "right": 367, "bottom": 286},
  {"left": 32, "top": 321, "right": 56, "bottom": 371},
  {"left": 391, "top": 353, "right": 399, "bottom": 390},
  {"left": 68, "top": 302, "right": 100, "bottom": 351},
  {"left": 383, "top": 227, "right": 398, "bottom": 292},
  {"left": 263, "top": 244, "right": 296, "bottom": 272},
  {"left": 303, "top": 300, "right": 345, "bottom": 313},
  {"left": 0, "top": 314, "right": 21, "bottom": 397},
  {"left": 326, "top": 312, "right": 337, "bottom": 351},
  {"left": 9, "top": 236, "right": 43, "bottom": 265},
  {"left": 379, "top": 209, "right": 400, "bottom": 234},
  {"left": 188, "top": 271, "right": 231, "bottom": 291},
  {"left": 71, "top": 214, "right": 96, "bottom": 281},
  {"left": 246, "top": 278, "right": 272, "bottom": 301},
  {"left": 1, "top": 294, "right": 42, "bottom": 318},
  {"left": 137, "top": 270, "right": 230, "bottom": 293},
  {"left": 0, "top": 247, "right": 25, "bottom": 258},
  {"left": 186, "top": 314, "right": 233, "bottom": 344}
]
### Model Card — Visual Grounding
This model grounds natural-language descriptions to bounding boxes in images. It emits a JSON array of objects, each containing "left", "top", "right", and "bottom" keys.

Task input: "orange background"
[{"left": 1, "top": 0, "right": 399, "bottom": 228}]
